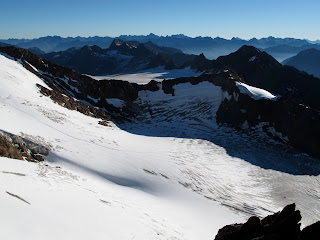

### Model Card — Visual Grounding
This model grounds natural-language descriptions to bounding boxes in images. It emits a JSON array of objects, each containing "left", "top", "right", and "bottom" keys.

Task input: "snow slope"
[
  {"left": 1, "top": 53, "right": 320, "bottom": 240},
  {"left": 0, "top": 53, "right": 244, "bottom": 240}
]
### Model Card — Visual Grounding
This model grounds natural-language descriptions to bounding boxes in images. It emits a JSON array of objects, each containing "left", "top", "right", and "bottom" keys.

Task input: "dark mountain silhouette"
[
  {"left": 0, "top": 36, "right": 114, "bottom": 53},
  {"left": 40, "top": 39, "right": 211, "bottom": 75},
  {"left": 282, "top": 48, "right": 320, "bottom": 78}
]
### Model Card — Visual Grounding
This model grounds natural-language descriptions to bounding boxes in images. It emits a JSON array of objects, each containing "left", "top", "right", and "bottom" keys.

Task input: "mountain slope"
[{"left": 282, "top": 48, "right": 320, "bottom": 78}]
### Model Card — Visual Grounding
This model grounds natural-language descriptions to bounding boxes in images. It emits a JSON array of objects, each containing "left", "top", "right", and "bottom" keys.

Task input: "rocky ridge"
[{"left": 214, "top": 203, "right": 319, "bottom": 240}]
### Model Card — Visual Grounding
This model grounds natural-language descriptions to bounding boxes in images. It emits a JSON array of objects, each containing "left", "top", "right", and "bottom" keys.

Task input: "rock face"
[
  {"left": 215, "top": 81, "right": 320, "bottom": 161},
  {"left": 214, "top": 203, "right": 319, "bottom": 240}
]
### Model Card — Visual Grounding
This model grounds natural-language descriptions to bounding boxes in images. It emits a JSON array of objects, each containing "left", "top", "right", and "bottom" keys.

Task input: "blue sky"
[{"left": 1, "top": 0, "right": 319, "bottom": 40}]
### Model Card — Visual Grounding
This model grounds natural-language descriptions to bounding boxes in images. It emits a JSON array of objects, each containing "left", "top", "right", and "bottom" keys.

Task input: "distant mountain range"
[
  {"left": 0, "top": 36, "right": 113, "bottom": 53},
  {"left": 38, "top": 39, "right": 211, "bottom": 75},
  {"left": 1, "top": 34, "right": 320, "bottom": 61},
  {"left": 282, "top": 48, "right": 320, "bottom": 78}
]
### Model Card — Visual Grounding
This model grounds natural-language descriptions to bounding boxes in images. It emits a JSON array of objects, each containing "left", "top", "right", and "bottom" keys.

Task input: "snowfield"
[
  {"left": 1, "top": 53, "right": 320, "bottom": 240},
  {"left": 89, "top": 66, "right": 203, "bottom": 84}
]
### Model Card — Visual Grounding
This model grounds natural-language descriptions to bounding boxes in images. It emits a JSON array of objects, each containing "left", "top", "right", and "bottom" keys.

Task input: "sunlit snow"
[{"left": 236, "top": 81, "right": 278, "bottom": 100}]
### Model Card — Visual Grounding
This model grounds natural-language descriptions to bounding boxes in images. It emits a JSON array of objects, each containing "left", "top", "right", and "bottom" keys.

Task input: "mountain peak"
[
  {"left": 80, "top": 45, "right": 103, "bottom": 52},
  {"left": 224, "top": 45, "right": 281, "bottom": 68},
  {"left": 147, "top": 33, "right": 158, "bottom": 37},
  {"left": 171, "top": 34, "right": 188, "bottom": 39},
  {"left": 237, "top": 45, "right": 261, "bottom": 55},
  {"left": 109, "top": 39, "right": 140, "bottom": 51}
]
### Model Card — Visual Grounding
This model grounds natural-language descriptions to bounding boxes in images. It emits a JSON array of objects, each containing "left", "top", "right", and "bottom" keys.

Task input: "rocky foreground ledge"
[{"left": 214, "top": 203, "right": 319, "bottom": 240}]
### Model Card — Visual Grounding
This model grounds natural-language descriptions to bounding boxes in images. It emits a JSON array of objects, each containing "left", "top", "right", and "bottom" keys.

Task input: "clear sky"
[{"left": 1, "top": 0, "right": 319, "bottom": 40}]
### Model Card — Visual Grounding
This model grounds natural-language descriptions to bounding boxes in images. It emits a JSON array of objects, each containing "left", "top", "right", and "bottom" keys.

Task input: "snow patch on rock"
[{"left": 236, "top": 82, "right": 278, "bottom": 101}]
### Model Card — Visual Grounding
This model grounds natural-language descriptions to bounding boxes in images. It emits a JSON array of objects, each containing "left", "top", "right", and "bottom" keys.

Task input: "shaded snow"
[
  {"left": 106, "top": 98, "right": 125, "bottom": 108},
  {"left": 236, "top": 82, "right": 278, "bottom": 100}
]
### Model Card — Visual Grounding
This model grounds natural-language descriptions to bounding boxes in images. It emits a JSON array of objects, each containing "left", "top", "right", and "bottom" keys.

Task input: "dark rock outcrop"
[
  {"left": 299, "top": 221, "right": 320, "bottom": 240},
  {"left": 214, "top": 204, "right": 318, "bottom": 240},
  {"left": 36, "top": 84, "right": 112, "bottom": 122},
  {"left": 0, "top": 130, "right": 49, "bottom": 162}
]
